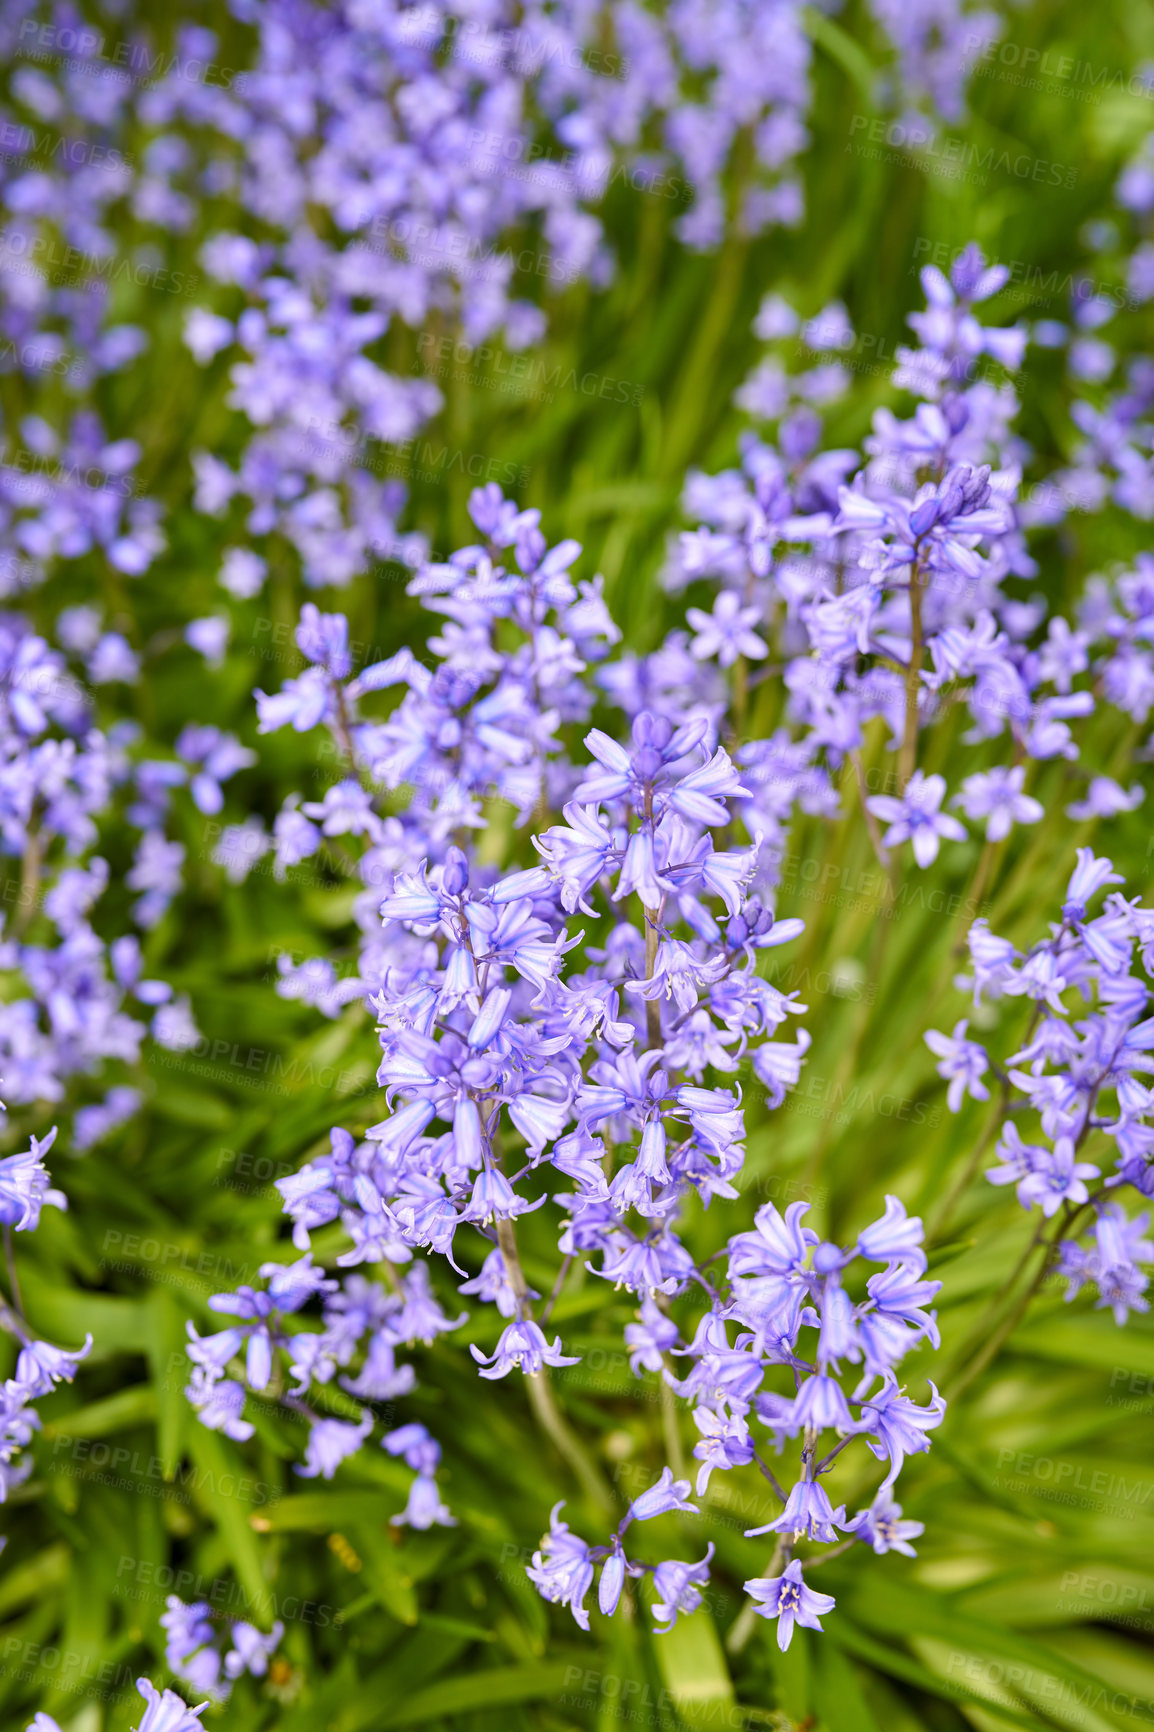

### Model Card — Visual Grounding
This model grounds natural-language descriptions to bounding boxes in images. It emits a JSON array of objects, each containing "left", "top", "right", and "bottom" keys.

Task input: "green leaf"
[
  {"left": 810, "top": 1636, "right": 881, "bottom": 1732},
  {"left": 253, "top": 1491, "right": 394, "bottom": 1533},
  {"left": 0, "top": 1544, "right": 70, "bottom": 1618},
  {"left": 653, "top": 1609, "right": 735, "bottom": 1729},
  {"left": 146, "top": 1284, "right": 190, "bottom": 1479},
  {"left": 829, "top": 1618, "right": 1043, "bottom": 1732},
  {"left": 40, "top": 1384, "right": 157, "bottom": 1439},
  {"left": 186, "top": 1425, "right": 271, "bottom": 1619},
  {"left": 1014, "top": 1313, "right": 1154, "bottom": 1378},
  {"left": 379, "top": 1663, "right": 579, "bottom": 1728}
]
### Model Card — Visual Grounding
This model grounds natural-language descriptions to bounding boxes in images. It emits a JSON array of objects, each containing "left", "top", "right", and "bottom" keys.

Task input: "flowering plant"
[{"left": 2, "top": 0, "right": 1154, "bottom": 1727}]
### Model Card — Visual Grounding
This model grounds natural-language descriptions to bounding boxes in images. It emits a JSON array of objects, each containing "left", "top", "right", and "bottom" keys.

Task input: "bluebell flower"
[
  {"left": 847, "top": 1494, "right": 924, "bottom": 1557},
  {"left": 393, "top": 1474, "right": 456, "bottom": 1530},
  {"left": 132, "top": 1679, "right": 209, "bottom": 1732},
  {"left": 626, "top": 1466, "right": 699, "bottom": 1523},
  {"left": 692, "top": 1408, "right": 754, "bottom": 1492},
  {"left": 791, "top": 1371, "right": 855, "bottom": 1431},
  {"left": 14, "top": 1334, "right": 92, "bottom": 1398},
  {"left": 748, "top": 1475, "right": 846, "bottom": 1543},
  {"left": 528, "top": 1503, "right": 595, "bottom": 1631},
  {"left": 924, "top": 1020, "right": 990, "bottom": 1112},
  {"left": 867, "top": 771, "right": 967, "bottom": 868},
  {"left": 0, "top": 1128, "right": 61, "bottom": 1231},
  {"left": 730, "top": 1200, "right": 818, "bottom": 1278},
  {"left": 1063, "top": 848, "right": 1124, "bottom": 923},
  {"left": 857, "top": 1376, "right": 946, "bottom": 1490},
  {"left": 224, "top": 1620, "right": 284, "bottom": 1681},
  {"left": 383, "top": 1423, "right": 441, "bottom": 1474},
  {"left": 686, "top": 592, "right": 768, "bottom": 667},
  {"left": 471, "top": 1319, "right": 579, "bottom": 1379},
  {"left": 744, "top": 1559, "right": 836, "bottom": 1651},
  {"left": 1066, "top": 776, "right": 1144, "bottom": 822},
  {"left": 599, "top": 1548, "right": 627, "bottom": 1616},
  {"left": 296, "top": 1413, "right": 373, "bottom": 1479},
  {"left": 1015, "top": 1138, "right": 1099, "bottom": 1218},
  {"left": 650, "top": 1545, "right": 714, "bottom": 1632},
  {"left": 625, "top": 1296, "right": 680, "bottom": 1375}
]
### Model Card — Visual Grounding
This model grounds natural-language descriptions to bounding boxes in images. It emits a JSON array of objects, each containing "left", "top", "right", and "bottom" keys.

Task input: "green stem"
[
  {"left": 925, "top": 1090, "right": 1007, "bottom": 1244},
  {"left": 946, "top": 1229, "right": 1054, "bottom": 1403},
  {"left": 897, "top": 557, "right": 925, "bottom": 792},
  {"left": 496, "top": 1216, "right": 615, "bottom": 1518},
  {"left": 726, "top": 1538, "right": 787, "bottom": 1656}
]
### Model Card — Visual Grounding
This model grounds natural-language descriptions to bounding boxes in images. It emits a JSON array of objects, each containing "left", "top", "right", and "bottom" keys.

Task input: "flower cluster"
[
  {"left": 670, "top": 244, "right": 1152, "bottom": 888},
  {"left": 8, "top": 0, "right": 1154, "bottom": 1686},
  {"left": 534, "top": 1189, "right": 941, "bottom": 1648},
  {"left": 150, "top": 0, "right": 1006, "bottom": 595},
  {"left": 180, "top": 479, "right": 948, "bottom": 1647},
  {"left": 0, "top": 606, "right": 218, "bottom": 1126},
  {"left": 29, "top": 1677, "right": 209, "bottom": 1732},
  {"left": 929, "top": 847, "right": 1154, "bottom": 1324},
  {"left": 0, "top": 1125, "right": 92, "bottom": 1507},
  {"left": 162, "top": 1594, "right": 283, "bottom": 1701},
  {"left": 529, "top": 1470, "right": 712, "bottom": 1633},
  {"left": 186, "top": 1238, "right": 461, "bottom": 1510}
]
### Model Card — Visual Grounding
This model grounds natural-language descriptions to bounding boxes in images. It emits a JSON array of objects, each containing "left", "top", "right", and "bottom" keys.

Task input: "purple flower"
[
  {"left": 1063, "top": 849, "right": 1123, "bottom": 923},
  {"left": 791, "top": 1371, "right": 854, "bottom": 1431},
  {"left": 847, "top": 1494, "right": 924, "bottom": 1556},
  {"left": 627, "top": 1466, "right": 699, "bottom": 1523},
  {"left": 14, "top": 1334, "right": 92, "bottom": 1397},
  {"left": 1015, "top": 1138, "right": 1099, "bottom": 1218},
  {"left": 857, "top": 1376, "right": 946, "bottom": 1489},
  {"left": 744, "top": 1559, "right": 836, "bottom": 1650},
  {"left": 296, "top": 1413, "right": 373, "bottom": 1479},
  {"left": 470, "top": 1320, "right": 579, "bottom": 1380},
  {"left": 223, "top": 1621, "right": 284, "bottom": 1681},
  {"left": 856, "top": 1195, "right": 927, "bottom": 1266},
  {"left": 748, "top": 1476, "right": 845, "bottom": 1543},
  {"left": 686, "top": 592, "right": 768, "bottom": 667},
  {"left": 0, "top": 1129, "right": 60, "bottom": 1231},
  {"left": 599, "top": 1548, "right": 627, "bottom": 1616},
  {"left": 131, "top": 1680, "right": 209, "bottom": 1732},
  {"left": 1066, "top": 777, "right": 1145, "bottom": 822},
  {"left": 924, "top": 1020, "right": 990, "bottom": 1112},
  {"left": 528, "top": 1503, "right": 594, "bottom": 1631},
  {"left": 650, "top": 1545, "right": 714, "bottom": 1633},
  {"left": 955, "top": 766, "right": 1043, "bottom": 841},
  {"left": 185, "top": 1370, "right": 254, "bottom": 1443},
  {"left": 868, "top": 772, "right": 967, "bottom": 868},
  {"left": 393, "top": 1473, "right": 456, "bottom": 1530}
]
